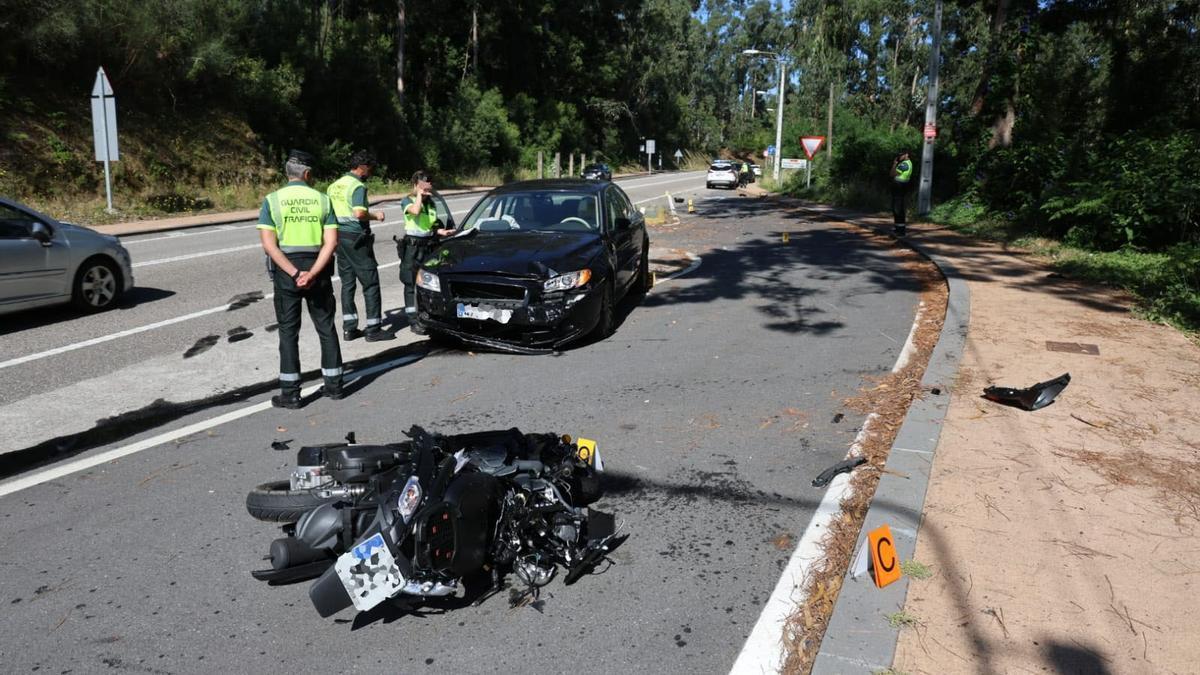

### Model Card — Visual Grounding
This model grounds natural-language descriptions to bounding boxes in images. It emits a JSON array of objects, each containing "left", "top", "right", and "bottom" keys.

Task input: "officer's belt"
[
  {"left": 403, "top": 231, "right": 433, "bottom": 238},
  {"left": 281, "top": 245, "right": 322, "bottom": 254}
]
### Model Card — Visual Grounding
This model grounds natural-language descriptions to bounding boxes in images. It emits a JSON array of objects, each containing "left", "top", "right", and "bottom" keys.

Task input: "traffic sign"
[
  {"left": 923, "top": 123, "right": 937, "bottom": 140},
  {"left": 780, "top": 158, "right": 807, "bottom": 170},
  {"left": 673, "top": 149, "right": 683, "bottom": 160},
  {"left": 766, "top": 144, "right": 776, "bottom": 157},
  {"left": 645, "top": 139, "right": 656, "bottom": 154},
  {"left": 800, "top": 136, "right": 824, "bottom": 160},
  {"left": 90, "top": 67, "right": 119, "bottom": 213}
]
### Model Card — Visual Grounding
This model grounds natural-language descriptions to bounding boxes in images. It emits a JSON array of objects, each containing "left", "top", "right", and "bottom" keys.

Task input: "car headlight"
[
  {"left": 396, "top": 476, "right": 423, "bottom": 523},
  {"left": 543, "top": 269, "right": 592, "bottom": 292},
  {"left": 416, "top": 268, "right": 441, "bottom": 292}
]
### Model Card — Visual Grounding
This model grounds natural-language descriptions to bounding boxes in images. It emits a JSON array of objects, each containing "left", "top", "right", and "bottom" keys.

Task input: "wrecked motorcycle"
[{"left": 246, "top": 426, "right": 619, "bottom": 617}]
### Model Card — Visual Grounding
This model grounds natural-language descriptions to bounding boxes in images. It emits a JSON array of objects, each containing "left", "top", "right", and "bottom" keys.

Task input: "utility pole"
[
  {"left": 773, "top": 59, "right": 785, "bottom": 182},
  {"left": 827, "top": 82, "right": 834, "bottom": 160},
  {"left": 918, "top": 0, "right": 943, "bottom": 215}
]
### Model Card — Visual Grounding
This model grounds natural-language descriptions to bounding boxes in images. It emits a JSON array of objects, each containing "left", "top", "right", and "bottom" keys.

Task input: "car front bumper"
[{"left": 416, "top": 275, "right": 603, "bottom": 353}]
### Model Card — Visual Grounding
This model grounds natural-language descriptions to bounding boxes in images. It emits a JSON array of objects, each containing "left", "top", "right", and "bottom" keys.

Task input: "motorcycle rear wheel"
[{"left": 246, "top": 480, "right": 341, "bottom": 522}]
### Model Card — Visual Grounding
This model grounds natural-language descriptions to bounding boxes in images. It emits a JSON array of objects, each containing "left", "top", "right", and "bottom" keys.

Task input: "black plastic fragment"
[
  {"left": 982, "top": 373, "right": 1070, "bottom": 411},
  {"left": 832, "top": 413, "right": 844, "bottom": 424},
  {"left": 812, "top": 457, "right": 868, "bottom": 488},
  {"left": 345, "top": 431, "right": 357, "bottom": 444},
  {"left": 270, "top": 440, "right": 291, "bottom": 451}
]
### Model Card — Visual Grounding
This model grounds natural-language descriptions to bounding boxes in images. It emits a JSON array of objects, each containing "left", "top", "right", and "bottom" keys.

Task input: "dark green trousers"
[
  {"left": 273, "top": 253, "right": 343, "bottom": 395},
  {"left": 398, "top": 235, "right": 437, "bottom": 311},
  {"left": 336, "top": 231, "right": 382, "bottom": 332}
]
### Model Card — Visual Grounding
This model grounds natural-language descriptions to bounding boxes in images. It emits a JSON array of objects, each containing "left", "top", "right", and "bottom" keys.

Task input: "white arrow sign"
[
  {"left": 673, "top": 149, "right": 683, "bottom": 160},
  {"left": 90, "top": 67, "right": 118, "bottom": 212}
]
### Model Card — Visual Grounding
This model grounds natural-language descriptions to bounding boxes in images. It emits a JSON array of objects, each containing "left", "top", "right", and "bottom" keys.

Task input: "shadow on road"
[
  {"left": 0, "top": 341, "right": 430, "bottom": 482},
  {"left": 0, "top": 286, "right": 176, "bottom": 336}
]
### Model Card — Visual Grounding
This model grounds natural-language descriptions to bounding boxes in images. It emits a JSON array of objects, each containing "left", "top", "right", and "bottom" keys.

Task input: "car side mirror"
[{"left": 30, "top": 221, "right": 52, "bottom": 245}]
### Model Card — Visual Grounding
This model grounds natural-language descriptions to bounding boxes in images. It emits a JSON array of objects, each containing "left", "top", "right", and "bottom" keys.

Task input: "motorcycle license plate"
[{"left": 334, "top": 533, "right": 406, "bottom": 612}]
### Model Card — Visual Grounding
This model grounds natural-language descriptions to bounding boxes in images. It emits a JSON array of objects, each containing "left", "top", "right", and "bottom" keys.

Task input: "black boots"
[{"left": 271, "top": 391, "right": 303, "bottom": 409}]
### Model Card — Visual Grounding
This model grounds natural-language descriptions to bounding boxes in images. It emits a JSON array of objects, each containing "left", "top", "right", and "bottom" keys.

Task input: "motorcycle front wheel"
[{"left": 246, "top": 481, "right": 341, "bottom": 522}]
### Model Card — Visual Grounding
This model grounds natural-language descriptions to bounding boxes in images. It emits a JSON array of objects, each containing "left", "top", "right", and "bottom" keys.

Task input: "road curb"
[
  {"left": 91, "top": 188, "right": 490, "bottom": 238},
  {"left": 809, "top": 224, "right": 971, "bottom": 673}
]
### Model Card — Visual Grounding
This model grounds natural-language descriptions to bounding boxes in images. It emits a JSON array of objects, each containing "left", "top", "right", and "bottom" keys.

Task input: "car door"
[
  {"left": 0, "top": 204, "right": 70, "bottom": 306},
  {"left": 603, "top": 187, "right": 638, "bottom": 292},
  {"left": 428, "top": 191, "right": 457, "bottom": 230}
]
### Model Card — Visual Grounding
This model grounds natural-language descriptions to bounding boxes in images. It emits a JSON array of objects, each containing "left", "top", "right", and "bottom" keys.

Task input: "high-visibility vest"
[
  {"left": 327, "top": 173, "right": 367, "bottom": 224},
  {"left": 895, "top": 160, "right": 913, "bottom": 184},
  {"left": 404, "top": 196, "right": 438, "bottom": 237},
  {"left": 265, "top": 183, "right": 333, "bottom": 252}
]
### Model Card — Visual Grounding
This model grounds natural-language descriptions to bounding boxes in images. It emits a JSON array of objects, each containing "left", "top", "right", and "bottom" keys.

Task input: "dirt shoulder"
[{"left": 888, "top": 221, "right": 1200, "bottom": 674}]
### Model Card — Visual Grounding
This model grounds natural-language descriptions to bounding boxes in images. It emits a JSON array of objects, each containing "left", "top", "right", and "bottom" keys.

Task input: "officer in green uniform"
[
  {"left": 327, "top": 150, "right": 391, "bottom": 342},
  {"left": 257, "top": 149, "right": 343, "bottom": 409},
  {"left": 891, "top": 152, "right": 914, "bottom": 236},
  {"left": 398, "top": 170, "right": 454, "bottom": 334},
  {"left": 739, "top": 160, "right": 751, "bottom": 187}
]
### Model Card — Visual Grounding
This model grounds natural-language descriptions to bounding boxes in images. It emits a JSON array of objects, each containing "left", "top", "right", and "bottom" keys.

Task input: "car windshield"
[{"left": 461, "top": 190, "right": 600, "bottom": 233}]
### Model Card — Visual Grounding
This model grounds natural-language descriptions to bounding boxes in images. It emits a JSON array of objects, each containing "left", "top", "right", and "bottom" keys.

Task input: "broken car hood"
[{"left": 426, "top": 231, "right": 603, "bottom": 278}]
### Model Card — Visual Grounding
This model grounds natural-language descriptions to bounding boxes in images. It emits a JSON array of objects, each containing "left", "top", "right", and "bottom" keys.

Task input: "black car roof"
[{"left": 490, "top": 179, "right": 609, "bottom": 194}]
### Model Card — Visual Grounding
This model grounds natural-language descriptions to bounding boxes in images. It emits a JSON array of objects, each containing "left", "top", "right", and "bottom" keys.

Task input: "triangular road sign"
[{"left": 800, "top": 136, "right": 825, "bottom": 160}]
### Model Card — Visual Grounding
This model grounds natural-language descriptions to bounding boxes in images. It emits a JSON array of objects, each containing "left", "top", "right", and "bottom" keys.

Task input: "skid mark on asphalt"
[
  {"left": 226, "top": 291, "right": 264, "bottom": 311},
  {"left": 226, "top": 327, "right": 253, "bottom": 343},
  {"left": 182, "top": 335, "right": 220, "bottom": 359}
]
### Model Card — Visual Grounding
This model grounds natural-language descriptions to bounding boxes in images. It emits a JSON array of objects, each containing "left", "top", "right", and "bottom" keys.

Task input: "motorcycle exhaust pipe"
[{"left": 269, "top": 537, "right": 327, "bottom": 571}]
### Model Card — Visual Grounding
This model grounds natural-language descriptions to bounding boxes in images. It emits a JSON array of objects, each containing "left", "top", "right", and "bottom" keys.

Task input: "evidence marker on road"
[{"left": 850, "top": 523, "right": 903, "bottom": 588}]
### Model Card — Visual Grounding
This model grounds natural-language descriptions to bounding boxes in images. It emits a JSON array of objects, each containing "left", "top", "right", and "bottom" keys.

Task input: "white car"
[
  {"left": 706, "top": 163, "right": 739, "bottom": 189},
  {"left": 0, "top": 197, "right": 134, "bottom": 315}
]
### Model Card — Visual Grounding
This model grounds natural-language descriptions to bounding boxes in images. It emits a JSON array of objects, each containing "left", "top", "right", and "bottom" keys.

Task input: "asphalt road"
[
  {"left": 0, "top": 185, "right": 922, "bottom": 674},
  {"left": 0, "top": 172, "right": 707, "bottom": 406}
]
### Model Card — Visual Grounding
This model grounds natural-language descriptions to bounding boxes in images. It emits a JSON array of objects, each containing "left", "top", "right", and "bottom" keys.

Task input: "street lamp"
[{"left": 742, "top": 49, "right": 786, "bottom": 182}]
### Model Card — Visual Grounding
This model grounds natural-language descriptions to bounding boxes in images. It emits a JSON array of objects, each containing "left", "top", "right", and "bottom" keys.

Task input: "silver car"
[{"left": 0, "top": 197, "right": 134, "bottom": 315}]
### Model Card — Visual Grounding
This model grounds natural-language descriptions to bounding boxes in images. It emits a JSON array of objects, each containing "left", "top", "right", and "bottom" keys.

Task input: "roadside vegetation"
[{"left": 767, "top": 2, "right": 1200, "bottom": 335}]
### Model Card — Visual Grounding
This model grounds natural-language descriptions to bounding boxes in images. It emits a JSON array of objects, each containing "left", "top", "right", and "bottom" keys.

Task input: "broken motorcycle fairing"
[
  {"left": 247, "top": 426, "right": 618, "bottom": 618},
  {"left": 982, "top": 373, "right": 1070, "bottom": 411}
]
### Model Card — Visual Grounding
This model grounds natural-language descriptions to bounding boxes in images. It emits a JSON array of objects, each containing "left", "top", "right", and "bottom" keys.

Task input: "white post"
[
  {"left": 806, "top": 159, "right": 811, "bottom": 190},
  {"left": 773, "top": 59, "right": 786, "bottom": 182}
]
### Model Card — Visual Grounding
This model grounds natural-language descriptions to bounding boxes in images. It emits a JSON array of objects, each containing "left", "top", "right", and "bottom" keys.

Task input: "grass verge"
[{"left": 926, "top": 197, "right": 1200, "bottom": 335}]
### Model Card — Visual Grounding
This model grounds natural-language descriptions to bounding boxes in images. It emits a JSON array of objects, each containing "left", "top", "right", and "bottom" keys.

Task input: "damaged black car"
[{"left": 412, "top": 179, "right": 652, "bottom": 353}]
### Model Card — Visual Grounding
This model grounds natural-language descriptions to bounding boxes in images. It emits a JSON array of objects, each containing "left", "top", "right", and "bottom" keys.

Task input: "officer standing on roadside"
[
  {"left": 398, "top": 170, "right": 454, "bottom": 334},
  {"left": 890, "top": 151, "right": 914, "bottom": 237},
  {"left": 258, "top": 150, "right": 343, "bottom": 409},
  {"left": 327, "top": 151, "right": 392, "bottom": 342}
]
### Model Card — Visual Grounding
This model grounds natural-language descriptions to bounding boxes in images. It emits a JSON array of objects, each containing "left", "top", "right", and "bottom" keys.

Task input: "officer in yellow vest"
[
  {"left": 891, "top": 151, "right": 914, "bottom": 236},
  {"left": 398, "top": 170, "right": 455, "bottom": 334},
  {"left": 257, "top": 149, "right": 343, "bottom": 409},
  {"left": 327, "top": 151, "right": 391, "bottom": 342}
]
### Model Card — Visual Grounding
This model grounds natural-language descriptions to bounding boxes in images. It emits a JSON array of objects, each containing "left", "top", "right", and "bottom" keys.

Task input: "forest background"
[{"left": 1, "top": 0, "right": 1196, "bottom": 327}]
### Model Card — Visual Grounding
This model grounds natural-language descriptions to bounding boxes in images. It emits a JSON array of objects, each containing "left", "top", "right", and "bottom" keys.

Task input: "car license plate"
[
  {"left": 334, "top": 533, "right": 406, "bottom": 612},
  {"left": 457, "top": 303, "right": 513, "bottom": 324}
]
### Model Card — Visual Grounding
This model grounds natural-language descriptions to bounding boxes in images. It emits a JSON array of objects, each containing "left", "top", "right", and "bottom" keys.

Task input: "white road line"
[
  {"left": 730, "top": 412, "right": 881, "bottom": 675},
  {"left": 0, "top": 352, "right": 424, "bottom": 499},
  {"left": 730, "top": 299, "right": 927, "bottom": 674},
  {"left": 132, "top": 243, "right": 263, "bottom": 267},
  {"left": 0, "top": 260, "right": 402, "bottom": 372},
  {"left": 0, "top": 252, "right": 708, "bottom": 498}
]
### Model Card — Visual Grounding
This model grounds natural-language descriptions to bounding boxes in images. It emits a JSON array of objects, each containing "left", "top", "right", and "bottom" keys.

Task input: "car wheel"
[
  {"left": 591, "top": 282, "right": 614, "bottom": 339},
  {"left": 635, "top": 245, "right": 652, "bottom": 295},
  {"left": 72, "top": 257, "right": 120, "bottom": 312},
  {"left": 705, "top": 183, "right": 712, "bottom": 189}
]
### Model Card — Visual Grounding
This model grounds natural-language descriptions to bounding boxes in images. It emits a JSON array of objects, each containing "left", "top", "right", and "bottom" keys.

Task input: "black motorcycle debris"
[{"left": 246, "top": 425, "right": 620, "bottom": 618}]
